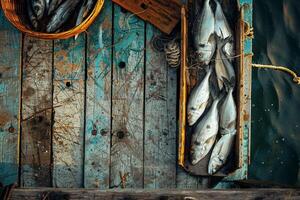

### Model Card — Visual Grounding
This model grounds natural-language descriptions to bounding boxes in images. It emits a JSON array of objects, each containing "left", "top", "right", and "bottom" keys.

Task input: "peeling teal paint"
[{"left": 0, "top": 10, "right": 21, "bottom": 186}]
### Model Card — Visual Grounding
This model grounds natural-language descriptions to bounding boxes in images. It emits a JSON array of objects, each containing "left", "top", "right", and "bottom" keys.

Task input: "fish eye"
[
  {"left": 199, "top": 44, "right": 205, "bottom": 48},
  {"left": 194, "top": 141, "right": 200, "bottom": 145}
]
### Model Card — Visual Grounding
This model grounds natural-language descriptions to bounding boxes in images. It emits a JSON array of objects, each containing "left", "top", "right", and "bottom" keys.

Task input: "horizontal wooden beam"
[{"left": 8, "top": 188, "right": 300, "bottom": 199}]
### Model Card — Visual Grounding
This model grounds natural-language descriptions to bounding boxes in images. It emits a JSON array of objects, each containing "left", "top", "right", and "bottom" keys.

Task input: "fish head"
[
  {"left": 223, "top": 42, "right": 235, "bottom": 58},
  {"left": 190, "top": 135, "right": 217, "bottom": 165},
  {"left": 190, "top": 140, "right": 204, "bottom": 165},
  {"left": 195, "top": 35, "right": 216, "bottom": 65},
  {"left": 208, "top": 155, "right": 224, "bottom": 175},
  {"left": 187, "top": 104, "right": 207, "bottom": 126}
]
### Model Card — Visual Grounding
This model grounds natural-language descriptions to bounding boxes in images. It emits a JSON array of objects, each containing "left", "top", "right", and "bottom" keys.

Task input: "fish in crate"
[{"left": 179, "top": 0, "right": 252, "bottom": 179}]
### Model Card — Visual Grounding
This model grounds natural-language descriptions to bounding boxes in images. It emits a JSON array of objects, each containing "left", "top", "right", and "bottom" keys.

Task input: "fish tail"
[
  {"left": 205, "top": 65, "right": 213, "bottom": 75},
  {"left": 222, "top": 77, "right": 234, "bottom": 92}
]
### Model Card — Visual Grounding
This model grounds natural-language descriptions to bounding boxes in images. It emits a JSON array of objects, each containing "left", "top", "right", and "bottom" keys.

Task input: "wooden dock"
[
  {"left": 0, "top": 1, "right": 273, "bottom": 197},
  {"left": 0, "top": 1, "right": 203, "bottom": 189}
]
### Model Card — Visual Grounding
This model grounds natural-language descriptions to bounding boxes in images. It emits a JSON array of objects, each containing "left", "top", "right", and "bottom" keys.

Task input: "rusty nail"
[
  {"left": 91, "top": 129, "right": 97, "bottom": 136},
  {"left": 120, "top": 7, "right": 127, "bottom": 13},
  {"left": 140, "top": 3, "right": 148, "bottom": 10},
  {"left": 118, "top": 61, "right": 126, "bottom": 69},
  {"left": 100, "top": 129, "right": 108, "bottom": 136},
  {"left": 8, "top": 126, "right": 15, "bottom": 133},
  {"left": 38, "top": 116, "right": 43, "bottom": 122},
  {"left": 66, "top": 81, "right": 71, "bottom": 87},
  {"left": 117, "top": 131, "right": 125, "bottom": 139}
]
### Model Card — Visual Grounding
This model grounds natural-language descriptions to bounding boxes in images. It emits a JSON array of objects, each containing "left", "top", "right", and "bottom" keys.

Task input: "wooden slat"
[
  {"left": 10, "top": 188, "right": 300, "bottom": 200},
  {"left": 0, "top": 11, "right": 21, "bottom": 186},
  {"left": 20, "top": 37, "right": 53, "bottom": 187},
  {"left": 52, "top": 36, "right": 86, "bottom": 188},
  {"left": 144, "top": 25, "right": 176, "bottom": 188},
  {"left": 175, "top": 4, "right": 201, "bottom": 190},
  {"left": 110, "top": 4, "right": 145, "bottom": 188},
  {"left": 112, "top": 0, "right": 181, "bottom": 34},
  {"left": 178, "top": 5, "right": 187, "bottom": 168},
  {"left": 84, "top": 1, "right": 112, "bottom": 189}
]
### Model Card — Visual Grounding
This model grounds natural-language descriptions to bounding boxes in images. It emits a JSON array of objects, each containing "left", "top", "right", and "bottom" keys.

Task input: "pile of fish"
[
  {"left": 188, "top": 0, "right": 237, "bottom": 175},
  {"left": 26, "top": 0, "right": 96, "bottom": 33}
]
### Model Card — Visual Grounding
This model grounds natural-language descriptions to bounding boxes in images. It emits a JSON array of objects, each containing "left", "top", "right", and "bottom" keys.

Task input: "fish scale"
[
  {"left": 208, "top": 81, "right": 237, "bottom": 174},
  {"left": 187, "top": 67, "right": 212, "bottom": 126},
  {"left": 32, "top": 0, "right": 46, "bottom": 20},
  {"left": 190, "top": 96, "right": 220, "bottom": 165},
  {"left": 215, "top": 38, "right": 236, "bottom": 90},
  {"left": 46, "top": 0, "right": 81, "bottom": 33},
  {"left": 214, "top": 0, "right": 235, "bottom": 60},
  {"left": 193, "top": 0, "right": 216, "bottom": 65}
]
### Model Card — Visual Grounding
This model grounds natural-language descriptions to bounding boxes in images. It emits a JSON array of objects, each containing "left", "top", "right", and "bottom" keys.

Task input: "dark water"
[{"left": 251, "top": 0, "right": 300, "bottom": 186}]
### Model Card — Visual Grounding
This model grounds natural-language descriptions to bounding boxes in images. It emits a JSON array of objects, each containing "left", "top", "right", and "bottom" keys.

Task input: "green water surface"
[{"left": 251, "top": 0, "right": 300, "bottom": 186}]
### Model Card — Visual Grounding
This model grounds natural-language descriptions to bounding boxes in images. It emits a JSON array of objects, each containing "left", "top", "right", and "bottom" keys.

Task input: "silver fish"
[
  {"left": 74, "top": 0, "right": 95, "bottom": 40},
  {"left": 187, "top": 67, "right": 212, "bottom": 126},
  {"left": 215, "top": 37, "right": 236, "bottom": 90},
  {"left": 219, "top": 86, "right": 237, "bottom": 135},
  {"left": 45, "top": 0, "right": 51, "bottom": 10},
  {"left": 74, "top": 0, "right": 87, "bottom": 40},
  {"left": 85, "top": 0, "right": 96, "bottom": 15},
  {"left": 32, "top": 0, "right": 46, "bottom": 20},
  {"left": 208, "top": 132, "right": 235, "bottom": 174},
  {"left": 214, "top": 0, "right": 235, "bottom": 60},
  {"left": 47, "top": 0, "right": 81, "bottom": 33},
  {"left": 27, "top": 0, "right": 38, "bottom": 29},
  {"left": 190, "top": 97, "right": 220, "bottom": 165},
  {"left": 193, "top": 0, "right": 216, "bottom": 65},
  {"left": 48, "top": 0, "right": 63, "bottom": 16}
]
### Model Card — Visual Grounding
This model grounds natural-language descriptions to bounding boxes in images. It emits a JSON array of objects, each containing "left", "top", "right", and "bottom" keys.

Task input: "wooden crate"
[{"left": 178, "top": 0, "right": 253, "bottom": 180}]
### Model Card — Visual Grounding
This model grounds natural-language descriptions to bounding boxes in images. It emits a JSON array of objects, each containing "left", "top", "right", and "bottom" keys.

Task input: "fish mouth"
[
  {"left": 208, "top": 167, "right": 217, "bottom": 175},
  {"left": 191, "top": 159, "right": 200, "bottom": 166},
  {"left": 187, "top": 112, "right": 196, "bottom": 126}
]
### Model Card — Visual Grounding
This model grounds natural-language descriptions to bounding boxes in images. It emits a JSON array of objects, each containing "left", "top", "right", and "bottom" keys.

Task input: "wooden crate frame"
[{"left": 178, "top": 0, "right": 253, "bottom": 180}]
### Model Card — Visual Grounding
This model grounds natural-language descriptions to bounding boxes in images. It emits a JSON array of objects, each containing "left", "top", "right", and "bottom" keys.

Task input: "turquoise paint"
[
  {"left": 84, "top": 0, "right": 112, "bottom": 189},
  {"left": 110, "top": 3, "right": 145, "bottom": 188},
  {"left": 54, "top": 35, "right": 86, "bottom": 80},
  {"left": 0, "top": 10, "right": 21, "bottom": 186}
]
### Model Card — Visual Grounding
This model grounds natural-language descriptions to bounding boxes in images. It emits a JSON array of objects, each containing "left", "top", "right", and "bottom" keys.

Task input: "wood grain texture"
[
  {"left": 110, "top": 4, "right": 145, "bottom": 188},
  {"left": 10, "top": 188, "right": 300, "bottom": 200},
  {"left": 84, "top": 1, "right": 112, "bottom": 189},
  {"left": 52, "top": 36, "right": 86, "bottom": 188},
  {"left": 20, "top": 37, "right": 53, "bottom": 187},
  {"left": 112, "top": 0, "right": 181, "bottom": 34},
  {"left": 0, "top": 11, "right": 21, "bottom": 186},
  {"left": 144, "top": 24, "right": 177, "bottom": 188}
]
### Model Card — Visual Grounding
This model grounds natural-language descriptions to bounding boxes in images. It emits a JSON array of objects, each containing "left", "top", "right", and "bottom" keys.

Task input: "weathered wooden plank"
[
  {"left": 143, "top": 25, "right": 176, "bottom": 188},
  {"left": 10, "top": 188, "right": 300, "bottom": 200},
  {"left": 0, "top": 11, "right": 21, "bottom": 186},
  {"left": 112, "top": 0, "right": 181, "bottom": 34},
  {"left": 84, "top": 1, "right": 112, "bottom": 189},
  {"left": 20, "top": 37, "right": 53, "bottom": 187},
  {"left": 52, "top": 36, "right": 86, "bottom": 188},
  {"left": 110, "top": 4, "right": 145, "bottom": 188}
]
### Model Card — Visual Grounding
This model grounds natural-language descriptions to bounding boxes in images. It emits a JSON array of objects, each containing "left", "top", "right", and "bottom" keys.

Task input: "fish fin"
[
  {"left": 222, "top": 77, "right": 234, "bottom": 92},
  {"left": 216, "top": 35, "right": 233, "bottom": 50},
  {"left": 205, "top": 65, "right": 213, "bottom": 74},
  {"left": 210, "top": 80, "right": 220, "bottom": 100}
]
